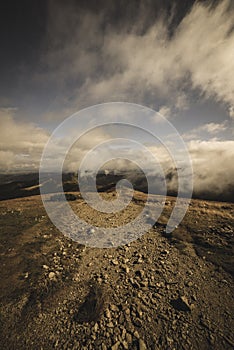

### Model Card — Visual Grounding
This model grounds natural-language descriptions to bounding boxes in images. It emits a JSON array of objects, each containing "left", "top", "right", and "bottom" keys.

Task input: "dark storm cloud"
[{"left": 0, "top": 1, "right": 47, "bottom": 104}]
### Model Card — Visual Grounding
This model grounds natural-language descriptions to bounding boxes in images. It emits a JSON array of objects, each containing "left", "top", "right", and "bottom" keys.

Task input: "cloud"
[
  {"left": 172, "top": 0, "right": 234, "bottom": 109},
  {"left": 158, "top": 106, "right": 171, "bottom": 119},
  {"left": 188, "top": 139, "right": 234, "bottom": 200},
  {"left": 38, "top": 0, "right": 234, "bottom": 118},
  {"left": 183, "top": 121, "right": 229, "bottom": 140},
  {"left": 0, "top": 109, "right": 49, "bottom": 172},
  {"left": 200, "top": 122, "right": 228, "bottom": 134},
  {"left": 147, "top": 139, "right": 234, "bottom": 200},
  {"left": 229, "top": 106, "right": 234, "bottom": 119}
]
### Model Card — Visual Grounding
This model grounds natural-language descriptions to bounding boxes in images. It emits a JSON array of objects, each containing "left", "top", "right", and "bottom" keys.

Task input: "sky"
[{"left": 0, "top": 0, "right": 233, "bottom": 200}]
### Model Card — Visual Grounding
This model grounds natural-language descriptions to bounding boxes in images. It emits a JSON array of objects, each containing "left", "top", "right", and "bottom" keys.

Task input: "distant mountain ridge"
[{"left": 0, "top": 172, "right": 233, "bottom": 203}]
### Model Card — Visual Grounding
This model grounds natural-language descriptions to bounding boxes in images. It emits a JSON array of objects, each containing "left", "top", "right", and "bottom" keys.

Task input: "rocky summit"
[{"left": 0, "top": 192, "right": 233, "bottom": 349}]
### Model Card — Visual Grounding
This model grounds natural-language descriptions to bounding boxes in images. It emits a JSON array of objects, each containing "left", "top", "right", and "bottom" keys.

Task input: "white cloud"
[
  {"left": 188, "top": 139, "right": 234, "bottom": 196},
  {"left": 200, "top": 122, "right": 228, "bottom": 134},
  {"left": 0, "top": 110, "right": 49, "bottom": 172},
  {"left": 149, "top": 139, "right": 234, "bottom": 199},
  {"left": 158, "top": 106, "right": 171, "bottom": 119},
  {"left": 183, "top": 121, "right": 228, "bottom": 140}
]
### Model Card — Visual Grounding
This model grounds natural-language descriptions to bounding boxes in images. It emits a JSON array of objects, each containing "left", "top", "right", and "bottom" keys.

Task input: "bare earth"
[{"left": 0, "top": 192, "right": 233, "bottom": 350}]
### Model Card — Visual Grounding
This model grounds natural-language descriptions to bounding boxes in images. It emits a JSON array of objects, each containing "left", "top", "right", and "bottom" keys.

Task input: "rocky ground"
[{"left": 0, "top": 192, "right": 233, "bottom": 349}]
